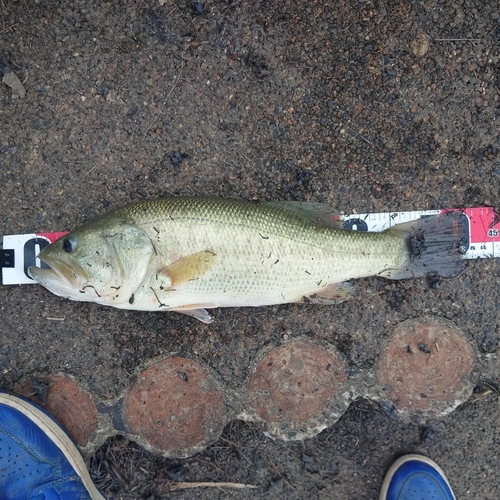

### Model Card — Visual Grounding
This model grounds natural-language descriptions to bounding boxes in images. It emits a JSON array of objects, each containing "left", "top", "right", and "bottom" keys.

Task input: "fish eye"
[{"left": 62, "top": 237, "right": 77, "bottom": 253}]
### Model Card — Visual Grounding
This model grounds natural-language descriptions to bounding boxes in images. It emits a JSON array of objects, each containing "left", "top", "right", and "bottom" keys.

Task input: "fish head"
[{"left": 29, "top": 218, "right": 155, "bottom": 305}]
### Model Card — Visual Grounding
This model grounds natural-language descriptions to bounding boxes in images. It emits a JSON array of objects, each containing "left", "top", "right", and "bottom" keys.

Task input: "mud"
[{"left": 1, "top": 1, "right": 500, "bottom": 498}]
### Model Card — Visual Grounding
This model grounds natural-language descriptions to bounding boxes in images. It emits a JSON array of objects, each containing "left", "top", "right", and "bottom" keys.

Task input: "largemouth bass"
[{"left": 29, "top": 197, "right": 465, "bottom": 323}]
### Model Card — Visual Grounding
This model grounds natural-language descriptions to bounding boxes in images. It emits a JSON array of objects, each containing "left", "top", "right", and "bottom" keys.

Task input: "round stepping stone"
[
  {"left": 14, "top": 375, "right": 98, "bottom": 447},
  {"left": 242, "top": 339, "right": 349, "bottom": 440},
  {"left": 124, "top": 356, "right": 227, "bottom": 457},
  {"left": 377, "top": 317, "right": 476, "bottom": 420}
]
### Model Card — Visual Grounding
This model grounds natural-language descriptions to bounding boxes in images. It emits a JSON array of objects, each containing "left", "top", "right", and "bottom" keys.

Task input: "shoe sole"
[
  {"left": 379, "top": 453, "right": 456, "bottom": 500},
  {"left": 0, "top": 392, "right": 106, "bottom": 500}
]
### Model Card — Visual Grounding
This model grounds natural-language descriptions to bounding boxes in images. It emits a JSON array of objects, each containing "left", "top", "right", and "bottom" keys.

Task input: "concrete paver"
[
  {"left": 15, "top": 375, "right": 98, "bottom": 447},
  {"left": 123, "top": 356, "right": 228, "bottom": 457},
  {"left": 10, "top": 318, "right": 479, "bottom": 457},
  {"left": 377, "top": 317, "right": 476, "bottom": 421}
]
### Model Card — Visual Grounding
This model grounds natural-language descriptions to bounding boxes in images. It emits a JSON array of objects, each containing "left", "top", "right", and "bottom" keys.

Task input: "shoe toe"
[{"left": 382, "top": 456, "right": 455, "bottom": 500}]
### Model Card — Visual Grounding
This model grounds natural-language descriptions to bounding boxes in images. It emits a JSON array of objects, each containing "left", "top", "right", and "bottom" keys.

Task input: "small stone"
[
  {"left": 166, "top": 464, "right": 185, "bottom": 481},
  {"left": 266, "top": 478, "right": 284, "bottom": 494},
  {"left": 421, "top": 426, "right": 436, "bottom": 443}
]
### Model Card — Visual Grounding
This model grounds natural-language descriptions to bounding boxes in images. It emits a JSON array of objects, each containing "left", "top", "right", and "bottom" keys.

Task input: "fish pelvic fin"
[
  {"left": 170, "top": 307, "right": 213, "bottom": 323},
  {"left": 160, "top": 250, "right": 217, "bottom": 287},
  {"left": 381, "top": 212, "right": 467, "bottom": 280},
  {"left": 301, "top": 282, "right": 356, "bottom": 305}
]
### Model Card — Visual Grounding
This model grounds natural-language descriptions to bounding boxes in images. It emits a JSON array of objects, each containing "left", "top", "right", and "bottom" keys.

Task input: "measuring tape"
[
  {"left": 1, "top": 207, "right": 499, "bottom": 285},
  {"left": 341, "top": 206, "right": 499, "bottom": 259},
  {"left": 2, "top": 232, "right": 69, "bottom": 285}
]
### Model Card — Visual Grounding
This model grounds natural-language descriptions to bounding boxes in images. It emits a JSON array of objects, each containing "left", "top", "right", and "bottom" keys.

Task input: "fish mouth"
[{"left": 28, "top": 256, "right": 89, "bottom": 297}]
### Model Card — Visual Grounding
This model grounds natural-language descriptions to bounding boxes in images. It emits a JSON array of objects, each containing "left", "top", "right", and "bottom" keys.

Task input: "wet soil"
[{"left": 1, "top": 1, "right": 500, "bottom": 498}]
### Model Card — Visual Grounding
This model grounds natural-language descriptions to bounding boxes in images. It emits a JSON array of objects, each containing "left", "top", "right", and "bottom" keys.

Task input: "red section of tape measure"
[
  {"left": 455, "top": 207, "right": 499, "bottom": 243},
  {"left": 36, "top": 232, "right": 69, "bottom": 244}
]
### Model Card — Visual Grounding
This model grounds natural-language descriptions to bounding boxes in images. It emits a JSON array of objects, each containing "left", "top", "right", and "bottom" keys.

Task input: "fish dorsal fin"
[
  {"left": 159, "top": 250, "right": 217, "bottom": 287},
  {"left": 262, "top": 201, "right": 343, "bottom": 228}
]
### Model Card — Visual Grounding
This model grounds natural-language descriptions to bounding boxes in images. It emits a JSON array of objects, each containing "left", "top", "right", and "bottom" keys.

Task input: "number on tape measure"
[
  {"left": 23, "top": 238, "right": 51, "bottom": 279},
  {"left": 343, "top": 219, "right": 369, "bottom": 231}
]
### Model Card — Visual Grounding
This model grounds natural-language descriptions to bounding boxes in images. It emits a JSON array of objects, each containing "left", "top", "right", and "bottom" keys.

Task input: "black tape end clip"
[{"left": 1, "top": 249, "right": 15, "bottom": 268}]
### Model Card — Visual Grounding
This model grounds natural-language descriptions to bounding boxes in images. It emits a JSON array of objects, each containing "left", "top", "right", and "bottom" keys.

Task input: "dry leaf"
[
  {"left": 3, "top": 71, "right": 26, "bottom": 99},
  {"left": 410, "top": 34, "right": 430, "bottom": 58}
]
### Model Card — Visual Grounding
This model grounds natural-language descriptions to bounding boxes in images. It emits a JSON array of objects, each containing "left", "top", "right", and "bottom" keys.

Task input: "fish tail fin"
[{"left": 381, "top": 212, "right": 467, "bottom": 280}]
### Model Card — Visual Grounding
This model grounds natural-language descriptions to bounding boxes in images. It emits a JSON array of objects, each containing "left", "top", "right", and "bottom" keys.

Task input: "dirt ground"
[{"left": 1, "top": 0, "right": 500, "bottom": 498}]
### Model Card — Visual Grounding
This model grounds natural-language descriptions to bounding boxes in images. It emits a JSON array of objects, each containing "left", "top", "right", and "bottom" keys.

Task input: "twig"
[
  {"left": 166, "top": 5, "right": 179, "bottom": 17},
  {"left": 109, "top": 461, "right": 129, "bottom": 487},
  {"left": 144, "top": 43, "right": 188, "bottom": 136},
  {"left": 266, "top": 456, "right": 295, "bottom": 490},
  {"left": 198, "top": 458, "right": 233, "bottom": 480},
  {"left": 479, "top": 379, "right": 500, "bottom": 395},
  {"left": 0, "top": 22, "right": 20, "bottom": 35},
  {"left": 170, "top": 481, "right": 258, "bottom": 491},
  {"left": 434, "top": 38, "right": 483, "bottom": 42},
  {"left": 357, "top": 134, "right": 372, "bottom": 146},
  {"left": 218, "top": 436, "right": 252, "bottom": 463},
  {"left": 219, "top": 436, "right": 238, "bottom": 447},
  {"left": 83, "top": 160, "right": 101, "bottom": 178}
]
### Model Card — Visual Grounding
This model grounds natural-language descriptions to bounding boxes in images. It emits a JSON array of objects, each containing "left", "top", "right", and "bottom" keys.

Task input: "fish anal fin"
[
  {"left": 302, "top": 282, "right": 355, "bottom": 305},
  {"left": 160, "top": 250, "right": 217, "bottom": 287}
]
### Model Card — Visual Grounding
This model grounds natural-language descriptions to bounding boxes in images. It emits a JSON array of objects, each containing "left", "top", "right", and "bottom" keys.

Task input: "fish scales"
[{"left": 101, "top": 197, "right": 403, "bottom": 307}]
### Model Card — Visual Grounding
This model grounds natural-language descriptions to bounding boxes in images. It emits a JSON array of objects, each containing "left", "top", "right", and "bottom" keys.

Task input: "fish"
[{"left": 28, "top": 197, "right": 466, "bottom": 323}]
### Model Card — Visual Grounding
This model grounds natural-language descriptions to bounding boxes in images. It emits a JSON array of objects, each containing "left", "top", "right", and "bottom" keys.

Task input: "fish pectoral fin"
[
  {"left": 170, "top": 307, "right": 214, "bottom": 324},
  {"left": 301, "top": 282, "right": 355, "bottom": 305},
  {"left": 160, "top": 250, "right": 217, "bottom": 287}
]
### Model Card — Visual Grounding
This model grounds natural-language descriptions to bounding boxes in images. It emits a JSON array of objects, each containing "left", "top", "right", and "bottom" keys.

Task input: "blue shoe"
[
  {"left": 0, "top": 391, "right": 105, "bottom": 500},
  {"left": 380, "top": 454, "right": 456, "bottom": 500}
]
